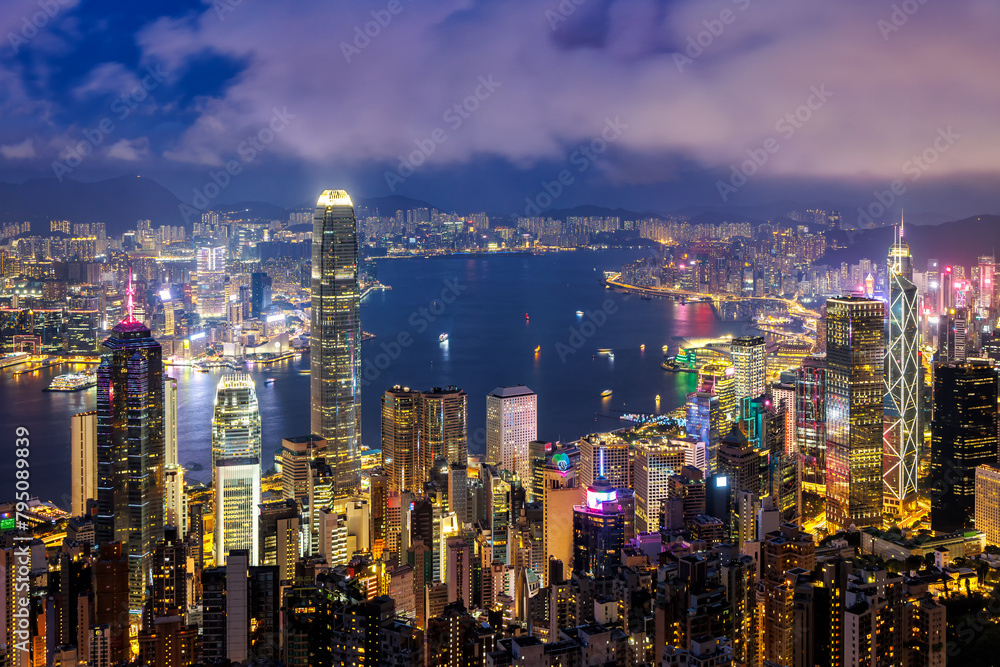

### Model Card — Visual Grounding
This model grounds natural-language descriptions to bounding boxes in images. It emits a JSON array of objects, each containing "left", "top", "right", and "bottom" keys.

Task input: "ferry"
[
  {"left": 45, "top": 373, "right": 96, "bottom": 392},
  {"left": 600, "top": 389, "right": 613, "bottom": 397},
  {"left": 439, "top": 333, "right": 449, "bottom": 342},
  {"left": 596, "top": 348, "right": 613, "bottom": 354},
  {"left": 0, "top": 352, "right": 29, "bottom": 369}
]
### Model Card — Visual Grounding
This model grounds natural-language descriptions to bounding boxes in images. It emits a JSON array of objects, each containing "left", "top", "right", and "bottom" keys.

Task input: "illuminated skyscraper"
[
  {"left": 164, "top": 376, "right": 178, "bottom": 467},
  {"left": 884, "top": 222, "right": 920, "bottom": 512},
  {"left": 931, "top": 359, "right": 998, "bottom": 533},
  {"left": 633, "top": 438, "right": 688, "bottom": 532},
  {"left": 825, "top": 296, "right": 885, "bottom": 531},
  {"left": 731, "top": 335, "right": 766, "bottom": 402},
  {"left": 795, "top": 356, "right": 826, "bottom": 493},
  {"left": 699, "top": 361, "right": 737, "bottom": 424},
  {"left": 71, "top": 411, "right": 97, "bottom": 516},
  {"left": 579, "top": 432, "right": 630, "bottom": 491},
  {"left": 485, "top": 385, "right": 537, "bottom": 483},
  {"left": 572, "top": 478, "right": 626, "bottom": 578},
  {"left": 421, "top": 386, "right": 468, "bottom": 469},
  {"left": 196, "top": 245, "right": 227, "bottom": 318},
  {"left": 212, "top": 373, "right": 262, "bottom": 565},
  {"left": 96, "top": 272, "right": 164, "bottom": 612},
  {"left": 382, "top": 386, "right": 422, "bottom": 495},
  {"left": 310, "top": 190, "right": 362, "bottom": 492}
]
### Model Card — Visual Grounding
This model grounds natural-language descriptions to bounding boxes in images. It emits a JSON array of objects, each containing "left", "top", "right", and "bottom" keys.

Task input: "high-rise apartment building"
[
  {"left": 884, "top": 224, "right": 920, "bottom": 513},
  {"left": 310, "top": 190, "right": 362, "bottom": 492},
  {"left": 931, "top": 359, "right": 998, "bottom": 533},
  {"left": 196, "top": 245, "right": 227, "bottom": 318},
  {"left": 825, "top": 296, "right": 885, "bottom": 531},
  {"left": 421, "top": 386, "right": 468, "bottom": 469},
  {"left": 796, "top": 355, "right": 826, "bottom": 493},
  {"left": 96, "top": 274, "right": 164, "bottom": 613},
  {"left": 485, "top": 385, "right": 537, "bottom": 483},
  {"left": 212, "top": 374, "right": 262, "bottom": 565}
]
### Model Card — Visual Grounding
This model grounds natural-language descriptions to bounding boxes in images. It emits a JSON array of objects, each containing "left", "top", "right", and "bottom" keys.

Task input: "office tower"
[
  {"left": 310, "top": 190, "right": 362, "bottom": 492},
  {"left": 164, "top": 376, "right": 178, "bottom": 467},
  {"left": 382, "top": 386, "right": 422, "bottom": 494},
  {"left": 448, "top": 462, "right": 469, "bottom": 524},
  {"left": 716, "top": 425, "right": 766, "bottom": 541},
  {"left": 885, "top": 224, "right": 920, "bottom": 513},
  {"left": 541, "top": 459, "right": 578, "bottom": 581},
  {"left": 70, "top": 411, "right": 97, "bottom": 516},
  {"left": 280, "top": 435, "right": 326, "bottom": 502},
  {"left": 699, "top": 360, "right": 737, "bottom": 424},
  {"left": 796, "top": 355, "right": 827, "bottom": 493},
  {"left": 579, "top": 432, "right": 630, "bottom": 490},
  {"left": 196, "top": 245, "right": 227, "bottom": 318},
  {"left": 96, "top": 274, "right": 165, "bottom": 613},
  {"left": 686, "top": 391, "right": 722, "bottom": 472},
  {"left": 572, "top": 478, "right": 626, "bottom": 577},
  {"left": 226, "top": 551, "right": 250, "bottom": 663},
  {"left": 66, "top": 308, "right": 100, "bottom": 353},
  {"left": 939, "top": 265, "right": 953, "bottom": 314},
  {"left": 931, "top": 359, "right": 998, "bottom": 533},
  {"left": 421, "top": 386, "right": 468, "bottom": 469},
  {"left": 259, "top": 499, "right": 301, "bottom": 581},
  {"left": 975, "top": 465, "right": 1000, "bottom": 546},
  {"left": 769, "top": 378, "right": 797, "bottom": 453},
  {"left": 92, "top": 542, "right": 130, "bottom": 665},
  {"left": 250, "top": 271, "right": 272, "bottom": 319},
  {"left": 938, "top": 307, "right": 969, "bottom": 361},
  {"left": 825, "top": 296, "right": 885, "bottom": 531},
  {"left": 486, "top": 385, "right": 537, "bottom": 483},
  {"left": 633, "top": 438, "right": 688, "bottom": 533},
  {"left": 137, "top": 617, "right": 199, "bottom": 667},
  {"left": 212, "top": 374, "right": 262, "bottom": 565},
  {"left": 978, "top": 255, "right": 995, "bottom": 314},
  {"left": 731, "top": 335, "right": 766, "bottom": 402},
  {"left": 446, "top": 538, "right": 472, "bottom": 606},
  {"left": 148, "top": 527, "right": 188, "bottom": 621}
]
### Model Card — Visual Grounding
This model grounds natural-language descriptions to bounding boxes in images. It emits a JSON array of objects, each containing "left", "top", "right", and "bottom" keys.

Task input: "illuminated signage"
[
  {"left": 190, "top": 332, "right": 206, "bottom": 341},
  {"left": 159, "top": 289, "right": 172, "bottom": 302},
  {"left": 266, "top": 313, "right": 284, "bottom": 323}
]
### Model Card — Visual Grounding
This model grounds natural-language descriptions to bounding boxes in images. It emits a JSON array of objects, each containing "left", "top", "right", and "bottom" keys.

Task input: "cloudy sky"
[{"left": 1, "top": 0, "right": 998, "bottom": 222}]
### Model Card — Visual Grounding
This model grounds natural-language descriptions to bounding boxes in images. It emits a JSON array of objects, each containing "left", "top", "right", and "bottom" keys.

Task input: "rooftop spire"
[{"left": 124, "top": 268, "right": 138, "bottom": 324}]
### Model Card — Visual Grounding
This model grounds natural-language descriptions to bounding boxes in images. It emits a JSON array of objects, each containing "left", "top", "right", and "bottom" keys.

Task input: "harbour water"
[{"left": 0, "top": 249, "right": 747, "bottom": 505}]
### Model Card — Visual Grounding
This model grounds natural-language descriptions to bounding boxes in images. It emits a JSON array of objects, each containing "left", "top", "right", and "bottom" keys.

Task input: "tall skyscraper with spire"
[
  {"left": 884, "top": 216, "right": 920, "bottom": 513},
  {"left": 310, "top": 190, "right": 362, "bottom": 492},
  {"left": 96, "top": 270, "right": 164, "bottom": 613}
]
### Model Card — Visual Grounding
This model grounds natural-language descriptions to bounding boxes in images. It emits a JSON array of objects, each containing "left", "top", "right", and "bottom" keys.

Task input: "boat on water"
[
  {"left": 298, "top": 369, "right": 311, "bottom": 375},
  {"left": 600, "top": 389, "right": 613, "bottom": 397},
  {"left": 575, "top": 310, "right": 584, "bottom": 316},
  {"left": 597, "top": 348, "right": 613, "bottom": 354},
  {"left": 45, "top": 373, "right": 96, "bottom": 392},
  {"left": 640, "top": 344, "right": 645, "bottom": 351},
  {"left": 264, "top": 378, "right": 275, "bottom": 385},
  {"left": 534, "top": 345, "right": 541, "bottom": 353},
  {"left": 439, "top": 333, "right": 449, "bottom": 342}
]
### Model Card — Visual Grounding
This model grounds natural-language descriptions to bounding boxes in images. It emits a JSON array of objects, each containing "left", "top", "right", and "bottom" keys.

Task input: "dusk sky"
[{"left": 2, "top": 0, "right": 998, "bottom": 221}]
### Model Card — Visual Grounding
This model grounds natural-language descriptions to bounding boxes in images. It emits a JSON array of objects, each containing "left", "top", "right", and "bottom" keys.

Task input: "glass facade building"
[{"left": 310, "top": 190, "right": 362, "bottom": 492}]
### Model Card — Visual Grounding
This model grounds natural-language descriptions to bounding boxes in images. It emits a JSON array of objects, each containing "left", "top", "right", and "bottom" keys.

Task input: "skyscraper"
[
  {"left": 796, "top": 355, "right": 826, "bottom": 493},
  {"left": 212, "top": 373, "right": 262, "bottom": 565},
  {"left": 382, "top": 386, "right": 422, "bottom": 495},
  {"left": 421, "top": 386, "right": 468, "bottom": 470},
  {"left": 196, "top": 245, "right": 227, "bottom": 318},
  {"left": 71, "top": 411, "right": 97, "bottom": 516},
  {"left": 731, "top": 335, "right": 766, "bottom": 402},
  {"left": 825, "top": 296, "right": 885, "bottom": 531},
  {"left": 250, "top": 271, "right": 272, "bottom": 319},
  {"left": 96, "top": 272, "right": 165, "bottom": 612},
  {"left": 164, "top": 376, "right": 178, "bottom": 467},
  {"left": 930, "top": 359, "right": 998, "bottom": 533},
  {"left": 633, "top": 438, "right": 688, "bottom": 532},
  {"left": 572, "top": 478, "right": 626, "bottom": 578},
  {"left": 485, "top": 385, "right": 537, "bottom": 483},
  {"left": 884, "top": 223, "right": 920, "bottom": 512},
  {"left": 311, "top": 190, "right": 362, "bottom": 492},
  {"left": 579, "top": 432, "right": 630, "bottom": 491}
]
